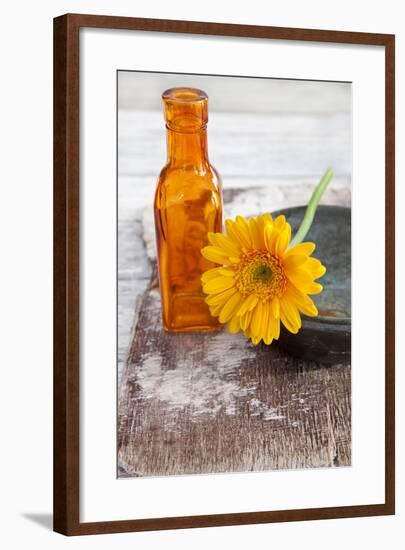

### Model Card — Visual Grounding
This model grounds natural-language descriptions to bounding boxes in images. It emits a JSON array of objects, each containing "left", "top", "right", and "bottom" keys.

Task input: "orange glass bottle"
[{"left": 154, "top": 87, "right": 222, "bottom": 332}]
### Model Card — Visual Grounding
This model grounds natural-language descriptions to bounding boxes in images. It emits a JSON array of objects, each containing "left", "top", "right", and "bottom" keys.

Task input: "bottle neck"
[{"left": 166, "top": 126, "right": 209, "bottom": 169}]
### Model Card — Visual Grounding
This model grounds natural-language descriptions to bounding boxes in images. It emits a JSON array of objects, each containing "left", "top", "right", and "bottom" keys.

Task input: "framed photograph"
[{"left": 53, "top": 14, "right": 395, "bottom": 535}]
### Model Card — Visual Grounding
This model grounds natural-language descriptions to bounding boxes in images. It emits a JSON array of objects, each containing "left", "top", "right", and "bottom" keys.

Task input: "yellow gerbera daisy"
[{"left": 201, "top": 214, "right": 326, "bottom": 345}]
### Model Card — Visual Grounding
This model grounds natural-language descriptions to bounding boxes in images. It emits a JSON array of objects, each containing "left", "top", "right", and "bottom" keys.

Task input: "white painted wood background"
[{"left": 118, "top": 74, "right": 351, "bottom": 380}]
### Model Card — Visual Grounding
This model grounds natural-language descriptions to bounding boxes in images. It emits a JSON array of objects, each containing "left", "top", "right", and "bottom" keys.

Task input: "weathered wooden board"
[
  {"left": 117, "top": 97, "right": 352, "bottom": 477},
  {"left": 118, "top": 267, "right": 351, "bottom": 477},
  {"left": 117, "top": 105, "right": 351, "bottom": 380},
  {"left": 118, "top": 184, "right": 351, "bottom": 477}
]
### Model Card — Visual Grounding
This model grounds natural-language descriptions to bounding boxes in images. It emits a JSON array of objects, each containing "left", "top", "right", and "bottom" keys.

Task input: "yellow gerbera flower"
[{"left": 201, "top": 214, "right": 326, "bottom": 345}]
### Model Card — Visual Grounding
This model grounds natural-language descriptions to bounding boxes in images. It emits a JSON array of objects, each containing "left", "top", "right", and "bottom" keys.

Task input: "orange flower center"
[{"left": 234, "top": 250, "right": 287, "bottom": 302}]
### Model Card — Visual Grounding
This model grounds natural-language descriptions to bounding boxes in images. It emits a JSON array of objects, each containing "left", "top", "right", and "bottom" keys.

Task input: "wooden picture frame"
[{"left": 53, "top": 13, "right": 395, "bottom": 535}]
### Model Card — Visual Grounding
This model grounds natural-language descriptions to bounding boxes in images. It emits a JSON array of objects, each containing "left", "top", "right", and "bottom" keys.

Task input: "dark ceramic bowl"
[{"left": 273, "top": 205, "right": 351, "bottom": 364}]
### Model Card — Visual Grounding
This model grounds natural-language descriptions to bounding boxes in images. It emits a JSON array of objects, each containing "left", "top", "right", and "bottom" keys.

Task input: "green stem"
[{"left": 289, "top": 168, "right": 334, "bottom": 248}]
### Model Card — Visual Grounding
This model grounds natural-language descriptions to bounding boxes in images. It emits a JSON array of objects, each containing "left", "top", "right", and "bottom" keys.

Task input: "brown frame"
[{"left": 53, "top": 13, "right": 395, "bottom": 536}]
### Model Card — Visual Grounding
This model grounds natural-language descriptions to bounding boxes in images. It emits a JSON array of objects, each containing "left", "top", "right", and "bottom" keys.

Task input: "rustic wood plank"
[
  {"left": 117, "top": 101, "right": 352, "bottom": 476},
  {"left": 118, "top": 177, "right": 351, "bottom": 379},
  {"left": 117, "top": 101, "right": 352, "bottom": 379},
  {"left": 118, "top": 73, "right": 351, "bottom": 114},
  {"left": 118, "top": 110, "right": 351, "bottom": 180},
  {"left": 118, "top": 269, "right": 351, "bottom": 477}
]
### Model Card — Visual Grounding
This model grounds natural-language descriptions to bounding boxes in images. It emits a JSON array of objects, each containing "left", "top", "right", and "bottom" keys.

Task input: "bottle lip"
[{"left": 162, "top": 87, "right": 208, "bottom": 103}]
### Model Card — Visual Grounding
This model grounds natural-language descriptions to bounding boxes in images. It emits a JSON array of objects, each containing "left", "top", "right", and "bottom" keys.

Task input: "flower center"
[
  {"left": 253, "top": 264, "right": 273, "bottom": 282},
  {"left": 235, "top": 250, "right": 287, "bottom": 302}
]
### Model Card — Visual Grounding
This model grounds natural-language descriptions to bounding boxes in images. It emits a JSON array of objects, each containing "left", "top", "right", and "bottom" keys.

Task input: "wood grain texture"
[
  {"left": 117, "top": 84, "right": 352, "bottom": 477},
  {"left": 117, "top": 103, "right": 352, "bottom": 381},
  {"left": 119, "top": 184, "right": 352, "bottom": 478},
  {"left": 53, "top": 14, "right": 81, "bottom": 535},
  {"left": 384, "top": 36, "right": 396, "bottom": 514},
  {"left": 66, "top": 12, "right": 394, "bottom": 46},
  {"left": 119, "top": 288, "right": 351, "bottom": 476},
  {"left": 118, "top": 266, "right": 351, "bottom": 477}
]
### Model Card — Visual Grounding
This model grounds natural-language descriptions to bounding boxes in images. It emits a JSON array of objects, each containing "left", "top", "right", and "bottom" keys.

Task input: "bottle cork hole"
[{"left": 162, "top": 87, "right": 208, "bottom": 103}]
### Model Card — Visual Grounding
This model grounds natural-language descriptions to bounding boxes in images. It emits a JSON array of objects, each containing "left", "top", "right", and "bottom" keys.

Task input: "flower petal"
[
  {"left": 273, "top": 215, "right": 286, "bottom": 230},
  {"left": 248, "top": 217, "right": 263, "bottom": 249},
  {"left": 265, "top": 215, "right": 286, "bottom": 253},
  {"left": 272, "top": 316, "right": 281, "bottom": 340},
  {"left": 225, "top": 218, "right": 251, "bottom": 250},
  {"left": 251, "top": 300, "right": 265, "bottom": 339},
  {"left": 282, "top": 297, "right": 302, "bottom": 328},
  {"left": 285, "top": 283, "right": 318, "bottom": 316},
  {"left": 203, "top": 276, "right": 235, "bottom": 293},
  {"left": 283, "top": 254, "right": 307, "bottom": 271},
  {"left": 302, "top": 257, "right": 326, "bottom": 279},
  {"left": 236, "top": 215, "right": 251, "bottom": 242},
  {"left": 280, "top": 298, "right": 301, "bottom": 333},
  {"left": 275, "top": 222, "right": 291, "bottom": 255},
  {"left": 201, "top": 246, "right": 229, "bottom": 265},
  {"left": 287, "top": 271, "right": 323, "bottom": 295},
  {"left": 237, "top": 294, "right": 259, "bottom": 317},
  {"left": 207, "top": 232, "right": 218, "bottom": 246},
  {"left": 209, "top": 232, "right": 241, "bottom": 257},
  {"left": 257, "top": 213, "right": 273, "bottom": 231},
  {"left": 264, "top": 223, "right": 273, "bottom": 252},
  {"left": 205, "top": 287, "right": 236, "bottom": 306},
  {"left": 209, "top": 302, "right": 223, "bottom": 317},
  {"left": 306, "top": 282, "right": 323, "bottom": 295},
  {"left": 261, "top": 303, "right": 273, "bottom": 345},
  {"left": 270, "top": 296, "right": 280, "bottom": 318},
  {"left": 280, "top": 310, "right": 299, "bottom": 334},
  {"left": 217, "top": 268, "right": 235, "bottom": 277},
  {"left": 240, "top": 309, "right": 253, "bottom": 331},
  {"left": 219, "top": 292, "right": 243, "bottom": 323},
  {"left": 284, "top": 241, "right": 316, "bottom": 259},
  {"left": 201, "top": 267, "right": 223, "bottom": 283},
  {"left": 286, "top": 267, "right": 320, "bottom": 293},
  {"left": 227, "top": 315, "right": 240, "bottom": 334}
]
